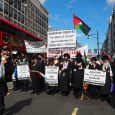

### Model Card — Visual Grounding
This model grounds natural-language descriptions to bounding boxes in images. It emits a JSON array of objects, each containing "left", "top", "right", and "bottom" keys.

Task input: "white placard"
[
  {"left": 84, "top": 69, "right": 106, "bottom": 86},
  {"left": 24, "top": 40, "right": 46, "bottom": 53},
  {"left": 17, "top": 64, "right": 30, "bottom": 80},
  {"left": 47, "top": 45, "right": 88, "bottom": 58},
  {"left": 48, "top": 30, "right": 76, "bottom": 49},
  {"left": 45, "top": 66, "right": 59, "bottom": 86}
]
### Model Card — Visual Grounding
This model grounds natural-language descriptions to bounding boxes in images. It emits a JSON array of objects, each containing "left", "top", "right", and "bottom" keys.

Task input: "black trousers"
[{"left": 0, "top": 97, "right": 5, "bottom": 115}]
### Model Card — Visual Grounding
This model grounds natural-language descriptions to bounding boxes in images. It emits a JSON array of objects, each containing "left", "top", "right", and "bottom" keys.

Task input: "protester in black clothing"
[
  {"left": 59, "top": 53, "right": 72, "bottom": 96},
  {"left": 112, "top": 59, "right": 115, "bottom": 92},
  {"left": 46, "top": 58, "right": 59, "bottom": 95},
  {"left": 72, "top": 53, "right": 84, "bottom": 98},
  {"left": 30, "top": 57, "right": 44, "bottom": 95},
  {"left": 101, "top": 55, "right": 112, "bottom": 101},
  {"left": 87, "top": 57, "right": 101, "bottom": 99},
  {"left": 0, "top": 55, "right": 8, "bottom": 115}
]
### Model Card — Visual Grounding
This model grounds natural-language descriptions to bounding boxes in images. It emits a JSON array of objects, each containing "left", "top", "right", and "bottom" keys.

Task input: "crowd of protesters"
[{"left": 1, "top": 46, "right": 115, "bottom": 114}]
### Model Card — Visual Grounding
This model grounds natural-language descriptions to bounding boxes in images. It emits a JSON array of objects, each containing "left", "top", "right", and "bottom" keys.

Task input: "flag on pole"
[{"left": 73, "top": 15, "right": 91, "bottom": 35}]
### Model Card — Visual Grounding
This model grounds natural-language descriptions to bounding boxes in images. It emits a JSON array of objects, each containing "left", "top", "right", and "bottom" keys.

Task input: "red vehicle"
[{"left": 0, "top": 17, "right": 43, "bottom": 51}]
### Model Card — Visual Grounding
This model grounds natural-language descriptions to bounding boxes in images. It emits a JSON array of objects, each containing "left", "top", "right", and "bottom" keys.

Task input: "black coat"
[
  {"left": 30, "top": 62, "right": 44, "bottom": 89},
  {"left": 0, "top": 78, "right": 8, "bottom": 98},
  {"left": 72, "top": 61, "right": 84, "bottom": 89},
  {"left": 88, "top": 63, "right": 101, "bottom": 96},
  {"left": 59, "top": 61, "right": 72, "bottom": 92}
]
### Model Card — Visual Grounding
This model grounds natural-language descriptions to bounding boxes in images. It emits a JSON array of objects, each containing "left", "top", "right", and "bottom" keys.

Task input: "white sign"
[
  {"left": 45, "top": 66, "right": 59, "bottom": 86},
  {"left": 24, "top": 40, "right": 46, "bottom": 53},
  {"left": 47, "top": 45, "right": 88, "bottom": 58},
  {"left": 48, "top": 30, "right": 76, "bottom": 49},
  {"left": 17, "top": 64, "right": 30, "bottom": 80},
  {"left": 84, "top": 69, "right": 106, "bottom": 86}
]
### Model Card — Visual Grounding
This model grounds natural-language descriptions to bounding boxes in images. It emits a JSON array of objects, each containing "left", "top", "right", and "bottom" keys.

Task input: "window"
[
  {"left": 0, "top": 0, "right": 3, "bottom": 12},
  {"left": 10, "top": 7, "right": 13, "bottom": 18},
  {"left": 14, "top": 0, "right": 17, "bottom": 8},
  {"left": 13, "top": 9, "right": 17, "bottom": 20},
  {"left": 18, "top": 12, "right": 21, "bottom": 21},
  {"left": 21, "top": 14, "right": 24, "bottom": 24},
  {"left": 4, "top": 2, "right": 8, "bottom": 15},
  {"left": 18, "top": 2, "right": 21, "bottom": 11}
]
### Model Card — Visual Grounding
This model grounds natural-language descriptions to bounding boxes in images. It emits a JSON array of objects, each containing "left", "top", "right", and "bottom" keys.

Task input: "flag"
[{"left": 73, "top": 15, "right": 91, "bottom": 35}]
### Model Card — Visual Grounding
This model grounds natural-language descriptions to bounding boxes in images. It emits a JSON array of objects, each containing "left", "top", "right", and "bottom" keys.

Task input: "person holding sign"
[
  {"left": 30, "top": 57, "right": 44, "bottom": 95},
  {"left": 72, "top": 53, "right": 85, "bottom": 98},
  {"left": 101, "top": 55, "right": 113, "bottom": 101},
  {"left": 59, "top": 53, "right": 72, "bottom": 96},
  {"left": 46, "top": 58, "right": 59, "bottom": 95},
  {"left": 87, "top": 57, "right": 101, "bottom": 99}
]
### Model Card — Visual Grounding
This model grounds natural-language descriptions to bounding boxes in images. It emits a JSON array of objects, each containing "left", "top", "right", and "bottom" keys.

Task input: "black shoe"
[
  {"left": 30, "top": 91, "right": 36, "bottom": 94},
  {"left": 36, "top": 90, "right": 41, "bottom": 95},
  {"left": 46, "top": 89, "right": 52, "bottom": 95},
  {"left": 20, "top": 89, "right": 24, "bottom": 91}
]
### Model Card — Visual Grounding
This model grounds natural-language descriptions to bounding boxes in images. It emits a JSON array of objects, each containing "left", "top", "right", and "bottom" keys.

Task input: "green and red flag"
[{"left": 73, "top": 15, "right": 91, "bottom": 35}]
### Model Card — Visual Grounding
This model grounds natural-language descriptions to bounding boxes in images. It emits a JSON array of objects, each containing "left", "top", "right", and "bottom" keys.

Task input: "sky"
[{"left": 40, "top": 0, "right": 115, "bottom": 53}]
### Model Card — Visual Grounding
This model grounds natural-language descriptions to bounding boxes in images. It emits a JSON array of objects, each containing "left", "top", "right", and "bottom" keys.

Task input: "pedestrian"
[
  {"left": 0, "top": 55, "right": 8, "bottom": 115},
  {"left": 30, "top": 57, "right": 44, "bottom": 95},
  {"left": 101, "top": 55, "right": 112, "bottom": 101},
  {"left": 72, "top": 53, "right": 85, "bottom": 98},
  {"left": 59, "top": 53, "right": 72, "bottom": 96},
  {"left": 87, "top": 57, "right": 101, "bottom": 99},
  {"left": 46, "top": 58, "right": 59, "bottom": 95}
]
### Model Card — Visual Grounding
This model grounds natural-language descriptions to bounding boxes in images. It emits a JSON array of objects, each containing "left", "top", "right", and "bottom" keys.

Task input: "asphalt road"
[{"left": 3, "top": 90, "right": 115, "bottom": 115}]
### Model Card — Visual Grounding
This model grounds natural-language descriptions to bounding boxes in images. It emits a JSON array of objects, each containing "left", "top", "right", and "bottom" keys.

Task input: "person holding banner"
[
  {"left": 30, "top": 57, "right": 44, "bottom": 95},
  {"left": 87, "top": 57, "right": 101, "bottom": 99},
  {"left": 72, "top": 53, "right": 85, "bottom": 98},
  {"left": 101, "top": 55, "right": 112, "bottom": 101},
  {"left": 46, "top": 58, "right": 59, "bottom": 95},
  {"left": 59, "top": 53, "right": 72, "bottom": 96}
]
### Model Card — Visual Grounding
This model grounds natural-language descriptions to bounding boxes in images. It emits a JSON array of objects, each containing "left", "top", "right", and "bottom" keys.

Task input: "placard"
[
  {"left": 17, "top": 64, "right": 30, "bottom": 80},
  {"left": 45, "top": 66, "right": 59, "bottom": 86},
  {"left": 48, "top": 30, "right": 76, "bottom": 49},
  {"left": 84, "top": 69, "right": 106, "bottom": 86}
]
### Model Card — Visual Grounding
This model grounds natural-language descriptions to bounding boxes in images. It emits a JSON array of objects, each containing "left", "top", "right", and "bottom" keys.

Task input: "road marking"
[{"left": 72, "top": 108, "right": 79, "bottom": 115}]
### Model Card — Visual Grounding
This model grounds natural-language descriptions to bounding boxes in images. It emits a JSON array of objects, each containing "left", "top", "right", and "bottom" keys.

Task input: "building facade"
[
  {"left": 103, "top": 8, "right": 115, "bottom": 54},
  {"left": 0, "top": 0, "right": 48, "bottom": 41}
]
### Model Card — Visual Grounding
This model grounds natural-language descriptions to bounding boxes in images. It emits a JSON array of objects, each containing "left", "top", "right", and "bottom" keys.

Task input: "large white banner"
[
  {"left": 47, "top": 45, "right": 88, "bottom": 58},
  {"left": 17, "top": 64, "right": 30, "bottom": 80},
  {"left": 24, "top": 40, "right": 46, "bottom": 53},
  {"left": 48, "top": 30, "right": 76, "bottom": 49},
  {"left": 45, "top": 66, "right": 59, "bottom": 86},
  {"left": 84, "top": 69, "right": 106, "bottom": 86}
]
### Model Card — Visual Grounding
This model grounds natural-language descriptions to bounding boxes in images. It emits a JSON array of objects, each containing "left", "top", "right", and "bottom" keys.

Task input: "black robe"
[
  {"left": 72, "top": 61, "right": 84, "bottom": 89},
  {"left": 59, "top": 61, "right": 72, "bottom": 92},
  {"left": 101, "top": 72, "right": 111, "bottom": 95},
  {"left": 88, "top": 63, "right": 101, "bottom": 97},
  {"left": 30, "top": 62, "right": 44, "bottom": 90}
]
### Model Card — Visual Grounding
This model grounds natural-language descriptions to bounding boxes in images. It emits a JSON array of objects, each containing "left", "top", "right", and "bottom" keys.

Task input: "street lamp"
[
  {"left": 87, "top": 30, "right": 100, "bottom": 56},
  {"left": 8, "top": 0, "right": 27, "bottom": 21}
]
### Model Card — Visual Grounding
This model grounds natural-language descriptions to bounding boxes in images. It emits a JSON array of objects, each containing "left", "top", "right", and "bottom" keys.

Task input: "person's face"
[
  {"left": 64, "top": 56, "right": 69, "bottom": 61},
  {"left": 34, "top": 59, "right": 38, "bottom": 64},
  {"left": 50, "top": 61, "right": 54, "bottom": 66},
  {"left": 100, "top": 59, "right": 103, "bottom": 64},
  {"left": 2, "top": 59, "right": 7, "bottom": 64},
  {"left": 92, "top": 60, "right": 96, "bottom": 64},
  {"left": 104, "top": 59, "right": 108, "bottom": 63}
]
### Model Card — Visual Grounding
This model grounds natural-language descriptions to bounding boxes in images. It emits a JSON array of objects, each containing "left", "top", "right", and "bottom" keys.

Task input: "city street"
[{"left": 4, "top": 89, "right": 115, "bottom": 115}]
